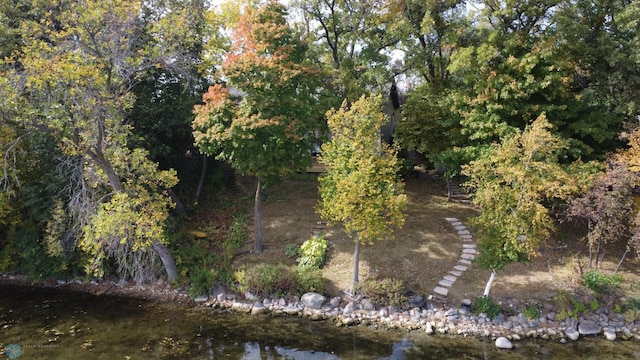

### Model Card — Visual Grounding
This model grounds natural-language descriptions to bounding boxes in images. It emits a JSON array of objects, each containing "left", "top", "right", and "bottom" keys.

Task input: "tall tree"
[
  {"left": 317, "top": 94, "right": 407, "bottom": 293},
  {"left": 0, "top": 0, "right": 200, "bottom": 282},
  {"left": 293, "top": 0, "right": 395, "bottom": 100},
  {"left": 463, "top": 115, "right": 588, "bottom": 296},
  {"left": 554, "top": 0, "right": 640, "bottom": 145},
  {"left": 193, "top": 2, "right": 324, "bottom": 254}
]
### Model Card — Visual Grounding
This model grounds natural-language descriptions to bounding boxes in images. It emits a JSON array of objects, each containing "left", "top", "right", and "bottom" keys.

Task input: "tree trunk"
[
  {"left": 483, "top": 270, "right": 497, "bottom": 297},
  {"left": 613, "top": 245, "right": 630, "bottom": 274},
  {"left": 167, "top": 188, "right": 185, "bottom": 213},
  {"left": 446, "top": 177, "right": 452, "bottom": 202},
  {"left": 254, "top": 177, "right": 263, "bottom": 254},
  {"left": 152, "top": 242, "right": 177, "bottom": 283},
  {"left": 352, "top": 241, "right": 361, "bottom": 294},
  {"left": 194, "top": 154, "right": 207, "bottom": 205}
]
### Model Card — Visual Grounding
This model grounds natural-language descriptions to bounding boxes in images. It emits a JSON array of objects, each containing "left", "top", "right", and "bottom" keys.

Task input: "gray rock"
[
  {"left": 194, "top": 295, "right": 209, "bottom": 303},
  {"left": 343, "top": 301, "right": 355, "bottom": 315},
  {"left": 459, "top": 306, "right": 470, "bottom": 316},
  {"left": 362, "top": 299, "right": 375, "bottom": 311},
  {"left": 603, "top": 327, "right": 616, "bottom": 341},
  {"left": 408, "top": 295, "right": 425, "bottom": 308},
  {"left": 495, "top": 337, "right": 513, "bottom": 349},
  {"left": 578, "top": 320, "right": 602, "bottom": 336},
  {"left": 245, "top": 291, "right": 258, "bottom": 301},
  {"left": 565, "top": 327, "right": 580, "bottom": 340},
  {"left": 251, "top": 301, "right": 267, "bottom": 315},
  {"left": 301, "top": 292, "right": 326, "bottom": 309},
  {"left": 492, "top": 313, "right": 505, "bottom": 324},
  {"left": 329, "top": 297, "right": 341, "bottom": 308},
  {"left": 461, "top": 298, "right": 472, "bottom": 306}
]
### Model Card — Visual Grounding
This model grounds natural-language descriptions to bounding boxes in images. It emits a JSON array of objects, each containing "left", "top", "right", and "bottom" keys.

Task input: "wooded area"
[{"left": 0, "top": 0, "right": 638, "bottom": 300}]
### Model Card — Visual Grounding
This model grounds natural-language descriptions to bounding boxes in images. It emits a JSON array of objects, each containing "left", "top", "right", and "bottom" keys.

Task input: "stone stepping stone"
[
  {"left": 458, "top": 230, "right": 471, "bottom": 236},
  {"left": 462, "top": 248, "right": 476, "bottom": 254},
  {"left": 454, "top": 225, "right": 467, "bottom": 231},
  {"left": 458, "top": 259, "right": 472, "bottom": 265},
  {"left": 434, "top": 287, "right": 449, "bottom": 296},
  {"left": 445, "top": 217, "right": 458, "bottom": 222},
  {"left": 450, "top": 221, "right": 463, "bottom": 227},
  {"left": 454, "top": 265, "right": 468, "bottom": 272},
  {"left": 461, "top": 253, "right": 475, "bottom": 260},
  {"left": 449, "top": 270, "right": 462, "bottom": 277},
  {"left": 462, "top": 244, "right": 476, "bottom": 249},
  {"left": 461, "top": 234, "right": 473, "bottom": 240},
  {"left": 439, "top": 279, "right": 454, "bottom": 287},
  {"left": 444, "top": 275, "right": 457, "bottom": 282}
]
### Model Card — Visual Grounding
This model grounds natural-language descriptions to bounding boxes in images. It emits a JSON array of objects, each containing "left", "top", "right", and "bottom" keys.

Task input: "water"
[{"left": 1, "top": 284, "right": 640, "bottom": 359}]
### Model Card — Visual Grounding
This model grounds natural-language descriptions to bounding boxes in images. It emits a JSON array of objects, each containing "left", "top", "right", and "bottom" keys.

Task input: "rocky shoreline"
[{"left": 2, "top": 273, "right": 638, "bottom": 349}]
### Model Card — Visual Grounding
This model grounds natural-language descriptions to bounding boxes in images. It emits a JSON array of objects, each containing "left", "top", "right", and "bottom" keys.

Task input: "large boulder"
[
  {"left": 578, "top": 320, "right": 602, "bottom": 336},
  {"left": 301, "top": 292, "right": 326, "bottom": 309},
  {"left": 495, "top": 337, "right": 513, "bottom": 349},
  {"left": 565, "top": 327, "right": 580, "bottom": 341}
]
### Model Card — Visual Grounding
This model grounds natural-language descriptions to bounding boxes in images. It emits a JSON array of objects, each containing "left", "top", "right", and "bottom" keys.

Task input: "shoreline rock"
[{"left": 2, "top": 273, "right": 639, "bottom": 346}]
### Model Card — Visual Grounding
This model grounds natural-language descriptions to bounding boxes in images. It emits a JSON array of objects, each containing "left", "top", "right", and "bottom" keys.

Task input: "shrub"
[
  {"left": 471, "top": 296, "right": 502, "bottom": 319},
  {"left": 234, "top": 263, "right": 297, "bottom": 298},
  {"left": 284, "top": 244, "right": 300, "bottom": 259},
  {"left": 188, "top": 267, "right": 219, "bottom": 297},
  {"left": 582, "top": 270, "right": 622, "bottom": 294},
  {"left": 224, "top": 213, "right": 246, "bottom": 259},
  {"left": 297, "top": 235, "right": 329, "bottom": 269},
  {"left": 294, "top": 266, "right": 325, "bottom": 294},
  {"left": 523, "top": 306, "right": 540, "bottom": 320},
  {"left": 358, "top": 278, "right": 407, "bottom": 306}
]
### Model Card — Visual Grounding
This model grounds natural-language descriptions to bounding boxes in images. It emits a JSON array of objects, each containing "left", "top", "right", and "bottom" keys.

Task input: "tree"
[
  {"left": 566, "top": 165, "right": 638, "bottom": 271},
  {"left": 463, "top": 115, "right": 588, "bottom": 296},
  {"left": 293, "top": 0, "right": 395, "bottom": 101},
  {"left": 317, "top": 94, "right": 407, "bottom": 293},
  {"left": 0, "top": 0, "right": 201, "bottom": 282},
  {"left": 193, "top": 2, "right": 324, "bottom": 254}
]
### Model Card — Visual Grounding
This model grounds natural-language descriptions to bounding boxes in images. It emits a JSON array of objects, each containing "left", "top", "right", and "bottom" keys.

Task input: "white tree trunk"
[
  {"left": 352, "top": 241, "right": 361, "bottom": 294},
  {"left": 483, "top": 270, "right": 497, "bottom": 297}
]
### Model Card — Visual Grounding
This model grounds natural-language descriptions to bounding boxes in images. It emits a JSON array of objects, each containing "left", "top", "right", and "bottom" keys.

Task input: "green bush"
[
  {"left": 358, "top": 278, "right": 407, "bottom": 306},
  {"left": 188, "top": 267, "right": 219, "bottom": 297},
  {"left": 284, "top": 244, "right": 300, "bottom": 259},
  {"left": 582, "top": 269, "right": 622, "bottom": 294},
  {"left": 234, "top": 263, "right": 297, "bottom": 298},
  {"left": 294, "top": 266, "right": 325, "bottom": 294},
  {"left": 297, "top": 235, "right": 329, "bottom": 269},
  {"left": 523, "top": 306, "right": 540, "bottom": 320},
  {"left": 471, "top": 296, "right": 502, "bottom": 319},
  {"left": 225, "top": 212, "right": 247, "bottom": 250}
]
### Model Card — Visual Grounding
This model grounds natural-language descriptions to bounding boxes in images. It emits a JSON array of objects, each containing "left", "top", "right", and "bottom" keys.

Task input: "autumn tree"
[
  {"left": 193, "top": 2, "right": 324, "bottom": 254},
  {"left": 566, "top": 165, "right": 638, "bottom": 272},
  {"left": 463, "top": 115, "right": 588, "bottom": 296},
  {"left": 0, "top": 0, "right": 202, "bottom": 282},
  {"left": 317, "top": 95, "right": 407, "bottom": 293}
]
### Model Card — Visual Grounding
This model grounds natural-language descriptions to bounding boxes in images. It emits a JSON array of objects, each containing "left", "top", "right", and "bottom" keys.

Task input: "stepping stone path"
[{"left": 432, "top": 217, "right": 476, "bottom": 298}]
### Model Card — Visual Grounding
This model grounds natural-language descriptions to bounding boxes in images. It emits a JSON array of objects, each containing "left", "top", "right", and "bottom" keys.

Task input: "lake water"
[{"left": 1, "top": 284, "right": 640, "bottom": 359}]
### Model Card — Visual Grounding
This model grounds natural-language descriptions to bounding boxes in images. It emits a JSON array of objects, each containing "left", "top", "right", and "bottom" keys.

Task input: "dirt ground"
[{"left": 233, "top": 174, "right": 640, "bottom": 309}]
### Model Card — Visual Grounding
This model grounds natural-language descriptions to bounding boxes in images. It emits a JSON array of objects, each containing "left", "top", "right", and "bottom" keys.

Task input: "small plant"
[
  {"left": 284, "top": 244, "right": 300, "bottom": 259},
  {"left": 357, "top": 278, "right": 407, "bottom": 306},
  {"left": 297, "top": 235, "right": 329, "bottom": 269},
  {"left": 624, "top": 309, "right": 640, "bottom": 323},
  {"left": 471, "top": 296, "right": 502, "bottom": 319},
  {"left": 613, "top": 303, "right": 623, "bottom": 314},
  {"left": 590, "top": 300, "right": 600, "bottom": 311},
  {"left": 523, "top": 306, "right": 540, "bottom": 320},
  {"left": 582, "top": 269, "right": 622, "bottom": 294}
]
